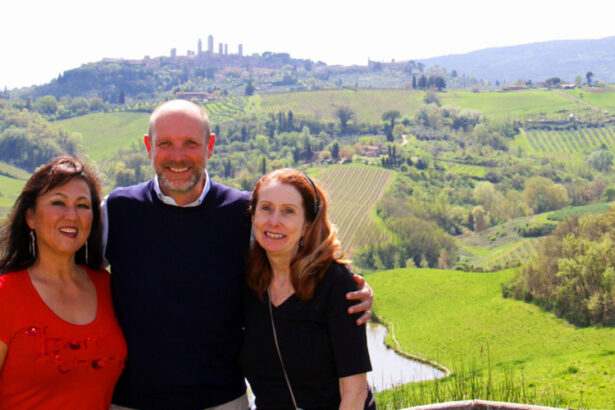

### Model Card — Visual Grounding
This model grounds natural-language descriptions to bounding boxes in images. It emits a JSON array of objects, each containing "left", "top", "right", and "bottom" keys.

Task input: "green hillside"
[
  {"left": 440, "top": 89, "right": 588, "bottom": 121},
  {"left": 517, "top": 125, "right": 615, "bottom": 156},
  {"left": 0, "top": 161, "right": 29, "bottom": 214},
  {"left": 370, "top": 267, "right": 615, "bottom": 409},
  {"left": 259, "top": 89, "right": 424, "bottom": 123},
  {"left": 57, "top": 112, "right": 149, "bottom": 161},
  {"left": 564, "top": 87, "right": 615, "bottom": 112},
  {"left": 201, "top": 88, "right": 601, "bottom": 124}
]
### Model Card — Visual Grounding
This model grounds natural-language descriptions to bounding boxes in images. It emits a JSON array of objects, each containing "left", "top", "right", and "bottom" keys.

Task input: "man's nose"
[{"left": 170, "top": 147, "right": 186, "bottom": 161}]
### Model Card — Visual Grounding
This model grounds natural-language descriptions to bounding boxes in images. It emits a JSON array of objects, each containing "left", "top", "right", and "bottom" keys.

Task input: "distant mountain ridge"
[{"left": 419, "top": 36, "right": 615, "bottom": 83}]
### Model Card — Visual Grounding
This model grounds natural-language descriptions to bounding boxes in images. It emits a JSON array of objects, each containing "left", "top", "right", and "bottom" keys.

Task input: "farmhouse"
[{"left": 360, "top": 145, "right": 386, "bottom": 157}]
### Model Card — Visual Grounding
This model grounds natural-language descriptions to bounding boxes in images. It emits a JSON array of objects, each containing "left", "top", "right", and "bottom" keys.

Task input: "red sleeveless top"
[{"left": 0, "top": 268, "right": 127, "bottom": 409}]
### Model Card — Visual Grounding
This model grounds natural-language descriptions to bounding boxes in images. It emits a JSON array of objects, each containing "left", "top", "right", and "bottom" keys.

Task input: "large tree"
[
  {"left": 523, "top": 176, "right": 568, "bottom": 213},
  {"left": 382, "top": 110, "right": 401, "bottom": 129},
  {"left": 335, "top": 107, "right": 354, "bottom": 134},
  {"left": 382, "top": 110, "right": 401, "bottom": 142}
]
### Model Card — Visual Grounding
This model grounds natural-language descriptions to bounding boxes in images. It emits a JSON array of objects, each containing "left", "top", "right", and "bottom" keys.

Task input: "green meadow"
[
  {"left": 58, "top": 112, "right": 149, "bottom": 161},
  {"left": 369, "top": 267, "right": 615, "bottom": 409},
  {"left": 258, "top": 89, "right": 425, "bottom": 123},
  {"left": 437, "top": 162, "right": 490, "bottom": 178},
  {"left": 564, "top": 87, "right": 615, "bottom": 113},
  {"left": 195, "top": 88, "right": 605, "bottom": 125},
  {"left": 0, "top": 174, "right": 26, "bottom": 210},
  {"left": 440, "top": 89, "right": 588, "bottom": 121},
  {"left": 0, "top": 161, "right": 29, "bottom": 213}
]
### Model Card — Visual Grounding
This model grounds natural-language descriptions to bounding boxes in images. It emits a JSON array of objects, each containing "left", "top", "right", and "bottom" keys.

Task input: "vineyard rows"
[
  {"left": 200, "top": 90, "right": 423, "bottom": 124},
  {"left": 479, "top": 238, "right": 542, "bottom": 270},
  {"left": 204, "top": 96, "right": 251, "bottom": 123},
  {"left": 315, "top": 165, "right": 394, "bottom": 255},
  {"left": 526, "top": 126, "right": 615, "bottom": 154}
]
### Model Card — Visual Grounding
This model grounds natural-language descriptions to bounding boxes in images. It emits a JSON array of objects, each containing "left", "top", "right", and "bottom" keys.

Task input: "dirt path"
[{"left": 553, "top": 89, "right": 602, "bottom": 112}]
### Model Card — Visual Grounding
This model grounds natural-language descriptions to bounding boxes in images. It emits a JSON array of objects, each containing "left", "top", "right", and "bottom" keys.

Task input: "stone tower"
[{"left": 208, "top": 35, "right": 214, "bottom": 55}]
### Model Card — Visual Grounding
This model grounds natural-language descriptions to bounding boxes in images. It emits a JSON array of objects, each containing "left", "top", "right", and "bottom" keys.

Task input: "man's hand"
[{"left": 346, "top": 274, "right": 373, "bottom": 325}]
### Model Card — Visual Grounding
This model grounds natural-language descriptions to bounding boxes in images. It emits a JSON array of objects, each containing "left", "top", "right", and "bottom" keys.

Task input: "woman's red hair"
[{"left": 246, "top": 168, "right": 348, "bottom": 301}]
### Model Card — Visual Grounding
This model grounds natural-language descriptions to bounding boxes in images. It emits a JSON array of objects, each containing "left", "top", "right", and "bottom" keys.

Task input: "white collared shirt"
[{"left": 152, "top": 170, "right": 211, "bottom": 207}]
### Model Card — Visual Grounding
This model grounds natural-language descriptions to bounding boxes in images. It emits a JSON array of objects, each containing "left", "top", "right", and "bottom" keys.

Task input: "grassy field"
[
  {"left": 440, "top": 89, "right": 590, "bottom": 121},
  {"left": 564, "top": 87, "right": 615, "bottom": 113},
  {"left": 0, "top": 161, "right": 29, "bottom": 214},
  {"left": 258, "top": 89, "right": 425, "bottom": 123},
  {"left": 370, "top": 267, "right": 615, "bottom": 409},
  {"left": 57, "top": 112, "right": 149, "bottom": 161},
  {"left": 312, "top": 164, "right": 394, "bottom": 257},
  {"left": 437, "top": 161, "right": 491, "bottom": 178},
  {"left": 0, "top": 174, "right": 26, "bottom": 211}
]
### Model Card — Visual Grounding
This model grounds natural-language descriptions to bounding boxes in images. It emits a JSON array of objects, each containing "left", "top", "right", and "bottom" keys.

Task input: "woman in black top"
[{"left": 241, "top": 168, "right": 374, "bottom": 410}]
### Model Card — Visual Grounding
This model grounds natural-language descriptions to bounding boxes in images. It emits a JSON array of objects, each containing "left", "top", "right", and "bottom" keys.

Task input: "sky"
[{"left": 2, "top": 0, "right": 614, "bottom": 89}]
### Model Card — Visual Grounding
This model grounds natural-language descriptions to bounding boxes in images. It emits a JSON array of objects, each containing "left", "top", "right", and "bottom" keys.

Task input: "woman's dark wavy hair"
[
  {"left": 0, "top": 156, "right": 104, "bottom": 274},
  {"left": 246, "top": 168, "right": 349, "bottom": 301}
]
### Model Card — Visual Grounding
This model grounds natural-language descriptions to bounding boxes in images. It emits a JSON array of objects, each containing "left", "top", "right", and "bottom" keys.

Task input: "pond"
[
  {"left": 247, "top": 321, "right": 446, "bottom": 403},
  {"left": 366, "top": 322, "right": 445, "bottom": 392}
]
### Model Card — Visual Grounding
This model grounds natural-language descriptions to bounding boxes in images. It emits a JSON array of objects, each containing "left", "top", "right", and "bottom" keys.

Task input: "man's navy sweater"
[{"left": 105, "top": 180, "right": 251, "bottom": 409}]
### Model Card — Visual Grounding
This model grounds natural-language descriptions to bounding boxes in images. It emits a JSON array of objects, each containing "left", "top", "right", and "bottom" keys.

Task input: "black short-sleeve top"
[{"left": 240, "top": 262, "right": 372, "bottom": 410}]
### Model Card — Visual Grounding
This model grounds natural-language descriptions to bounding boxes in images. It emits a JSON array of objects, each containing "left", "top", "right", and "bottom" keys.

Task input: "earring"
[
  {"left": 29, "top": 230, "right": 37, "bottom": 259},
  {"left": 84, "top": 240, "right": 88, "bottom": 265},
  {"left": 299, "top": 237, "right": 304, "bottom": 248}
]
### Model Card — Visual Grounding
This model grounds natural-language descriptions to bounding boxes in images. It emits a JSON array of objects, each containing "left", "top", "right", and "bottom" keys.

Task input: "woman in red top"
[{"left": 0, "top": 156, "right": 127, "bottom": 409}]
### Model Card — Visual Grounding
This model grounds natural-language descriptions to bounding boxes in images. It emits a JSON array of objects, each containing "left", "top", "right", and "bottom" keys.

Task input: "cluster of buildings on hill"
[
  {"left": 102, "top": 35, "right": 247, "bottom": 68},
  {"left": 174, "top": 35, "right": 244, "bottom": 59},
  {"left": 100, "top": 34, "right": 311, "bottom": 73}
]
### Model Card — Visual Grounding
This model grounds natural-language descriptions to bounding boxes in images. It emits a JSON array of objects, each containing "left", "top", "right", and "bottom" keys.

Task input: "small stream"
[
  {"left": 366, "top": 322, "right": 445, "bottom": 392},
  {"left": 247, "top": 321, "right": 445, "bottom": 403}
]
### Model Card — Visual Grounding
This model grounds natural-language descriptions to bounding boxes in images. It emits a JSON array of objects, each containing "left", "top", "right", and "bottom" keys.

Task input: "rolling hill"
[
  {"left": 420, "top": 36, "right": 615, "bottom": 83},
  {"left": 370, "top": 267, "right": 615, "bottom": 409}
]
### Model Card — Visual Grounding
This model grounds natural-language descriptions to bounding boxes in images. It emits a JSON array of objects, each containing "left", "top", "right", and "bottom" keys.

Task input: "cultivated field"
[
  {"left": 521, "top": 125, "right": 615, "bottom": 155},
  {"left": 563, "top": 87, "right": 615, "bottom": 113},
  {"left": 370, "top": 267, "right": 615, "bottom": 409},
  {"left": 259, "top": 89, "right": 424, "bottom": 124},
  {"left": 204, "top": 95, "right": 259, "bottom": 124},
  {"left": 313, "top": 165, "right": 394, "bottom": 256},
  {"left": 472, "top": 237, "right": 542, "bottom": 270},
  {"left": 440, "top": 89, "right": 590, "bottom": 121},
  {"left": 196, "top": 88, "right": 609, "bottom": 125},
  {"left": 58, "top": 112, "right": 149, "bottom": 161}
]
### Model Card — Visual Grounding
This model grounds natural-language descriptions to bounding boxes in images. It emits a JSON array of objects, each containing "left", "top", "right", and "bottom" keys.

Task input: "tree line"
[
  {"left": 503, "top": 206, "right": 615, "bottom": 327},
  {"left": 0, "top": 101, "right": 81, "bottom": 171}
]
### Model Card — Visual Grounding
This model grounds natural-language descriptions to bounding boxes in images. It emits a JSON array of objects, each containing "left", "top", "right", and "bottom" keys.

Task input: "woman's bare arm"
[
  {"left": 339, "top": 373, "right": 368, "bottom": 410},
  {"left": 0, "top": 340, "right": 7, "bottom": 371}
]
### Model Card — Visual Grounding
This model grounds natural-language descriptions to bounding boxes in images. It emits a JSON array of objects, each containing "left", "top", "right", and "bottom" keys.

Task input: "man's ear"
[
  {"left": 144, "top": 135, "right": 153, "bottom": 159},
  {"left": 207, "top": 134, "right": 216, "bottom": 159}
]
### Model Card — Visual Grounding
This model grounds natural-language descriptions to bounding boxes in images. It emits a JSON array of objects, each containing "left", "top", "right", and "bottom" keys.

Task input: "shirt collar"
[{"left": 153, "top": 170, "right": 211, "bottom": 207}]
